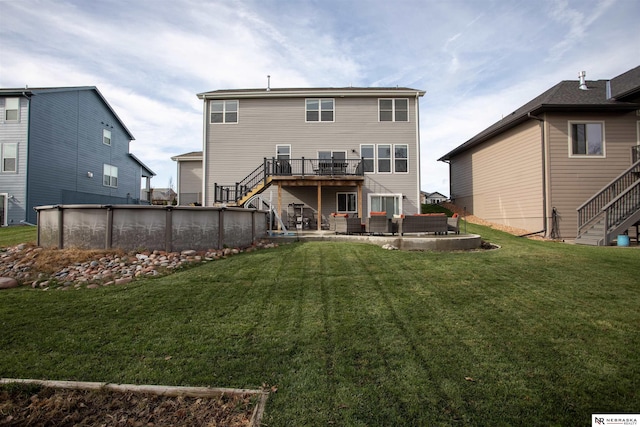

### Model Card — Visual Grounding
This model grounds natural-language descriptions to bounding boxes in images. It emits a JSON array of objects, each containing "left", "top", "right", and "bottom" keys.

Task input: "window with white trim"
[
  {"left": 103, "top": 164, "right": 118, "bottom": 187},
  {"left": 4, "top": 98, "right": 19, "bottom": 121},
  {"left": 360, "top": 144, "right": 374, "bottom": 172},
  {"left": 570, "top": 122, "right": 604, "bottom": 157},
  {"left": 1, "top": 143, "right": 17, "bottom": 173},
  {"left": 306, "top": 98, "right": 334, "bottom": 122},
  {"left": 379, "top": 98, "right": 408, "bottom": 122},
  {"left": 210, "top": 100, "right": 238, "bottom": 123},
  {"left": 337, "top": 192, "right": 357, "bottom": 213},
  {"left": 103, "top": 129, "right": 111, "bottom": 146},
  {"left": 378, "top": 144, "right": 391, "bottom": 173},
  {"left": 394, "top": 144, "right": 408, "bottom": 173}
]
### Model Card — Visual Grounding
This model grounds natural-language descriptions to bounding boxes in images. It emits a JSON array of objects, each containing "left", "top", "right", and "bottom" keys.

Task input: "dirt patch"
[
  {"left": 441, "top": 202, "right": 548, "bottom": 240},
  {"left": 0, "top": 383, "right": 263, "bottom": 427}
]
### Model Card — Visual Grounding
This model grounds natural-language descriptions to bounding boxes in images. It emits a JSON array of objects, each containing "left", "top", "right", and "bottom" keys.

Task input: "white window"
[
  {"left": 1, "top": 143, "right": 17, "bottom": 173},
  {"left": 570, "top": 122, "right": 604, "bottom": 157},
  {"left": 394, "top": 144, "right": 408, "bottom": 173},
  {"left": 4, "top": 98, "right": 19, "bottom": 121},
  {"left": 379, "top": 98, "right": 408, "bottom": 122},
  {"left": 103, "top": 129, "right": 111, "bottom": 146},
  {"left": 337, "top": 192, "right": 357, "bottom": 213},
  {"left": 369, "top": 194, "right": 402, "bottom": 216},
  {"left": 103, "top": 164, "right": 118, "bottom": 187},
  {"left": 306, "top": 99, "right": 334, "bottom": 122},
  {"left": 377, "top": 144, "right": 391, "bottom": 173},
  {"left": 210, "top": 100, "right": 238, "bottom": 123},
  {"left": 360, "top": 144, "right": 374, "bottom": 173}
]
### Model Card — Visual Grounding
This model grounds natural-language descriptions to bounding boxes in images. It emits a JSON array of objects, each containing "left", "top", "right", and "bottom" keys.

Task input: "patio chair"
[
  {"left": 366, "top": 212, "right": 396, "bottom": 235},
  {"left": 447, "top": 214, "right": 460, "bottom": 234}
]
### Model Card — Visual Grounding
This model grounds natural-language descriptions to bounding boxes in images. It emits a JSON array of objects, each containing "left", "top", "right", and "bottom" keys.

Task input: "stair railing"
[
  {"left": 603, "top": 179, "right": 640, "bottom": 244},
  {"left": 577, "top": 159, "right": 640, "bottom": 235}
]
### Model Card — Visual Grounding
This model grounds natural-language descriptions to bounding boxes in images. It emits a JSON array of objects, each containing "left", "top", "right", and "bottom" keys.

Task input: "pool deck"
[{"left": 266, "top": 230, "right": 482, "bottom": 251}]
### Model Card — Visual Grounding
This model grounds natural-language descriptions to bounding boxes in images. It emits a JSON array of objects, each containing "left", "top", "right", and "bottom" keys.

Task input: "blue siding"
[
  {"left": 25, "top": 88, "right": 147, "bottom": 224},
  {"left": 0, "top": 96, "right": 29, "bottom": 225}
]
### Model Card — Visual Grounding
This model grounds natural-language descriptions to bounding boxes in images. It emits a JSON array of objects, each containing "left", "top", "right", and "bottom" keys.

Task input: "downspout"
[
  {"left": 521, "top": 112, "right": 547, "bottom": 238},
  {"left": 22, "top": 91, "right": 32, "bottom": 225},
  {"left": 201, "top": 97, "right": 208, "bottom": 206},
  {"left": 414, "top": 91, "right": 421, "bottom": 213}
]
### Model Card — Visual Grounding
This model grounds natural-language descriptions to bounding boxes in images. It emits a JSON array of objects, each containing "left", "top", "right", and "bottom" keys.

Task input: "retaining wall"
[{"left": 35, "top": 205, "right": 267, "bottom": 251}]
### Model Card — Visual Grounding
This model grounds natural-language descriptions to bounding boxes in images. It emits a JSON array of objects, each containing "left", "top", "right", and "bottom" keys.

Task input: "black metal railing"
[
  {"left": 632, "top": 145, "right": 640, "bottom": 164},
  {"left": 214, "top": 157, "right": 365, "bottom": 204}
]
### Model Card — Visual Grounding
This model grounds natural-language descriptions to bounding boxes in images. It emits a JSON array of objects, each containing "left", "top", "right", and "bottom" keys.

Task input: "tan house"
[
  {"left": 171, "top": 151, "right": 202, "bottom": 205},
  {"left": 196, "top": 87, "right": 425, "bottom": 230},
  {"left": 439, "top": 66, "right": 640, "bottom": 245}
]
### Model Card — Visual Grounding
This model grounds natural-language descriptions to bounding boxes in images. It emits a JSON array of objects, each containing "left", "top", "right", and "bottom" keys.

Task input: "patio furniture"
[
  {"left": 447, "top": 214, "right": 460, "bottom": 234},
  {"left": 396, "top": 214, "right": 448, "bottom": 235},
  {"left": 366, "top": 212, "right": 396, "bottom": 234},
  {"left": 331, "top": 213, "right": 363, "bottom": 234}
]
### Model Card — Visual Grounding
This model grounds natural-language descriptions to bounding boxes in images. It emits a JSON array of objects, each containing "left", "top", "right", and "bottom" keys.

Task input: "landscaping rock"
[{"left": 0, "top": 277, "right": 19, "bottom": 289}]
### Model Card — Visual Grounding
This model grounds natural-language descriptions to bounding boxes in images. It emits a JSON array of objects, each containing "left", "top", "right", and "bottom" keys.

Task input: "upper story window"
[
  {"left": 103, "top": 164, "right": 118, "bottom": 187},
  {"left": 379, "top": 99, "right": 408, "bottom": 122},
  {"left": 306, "top": 99, "right": 334, "bottom": 122},
  {"left": 394, "top": 144, "right": 408, "bottom": 173},
  {"left": 360, "top": 144, "right": 374, "bottom": 172},
  {"left": 103, "top": 129, "right": 111, "bottom": 146},
  {"left": 4, "top": 98, "right": 19, "bottom": 122},
  {"left": 210, "top": 100, "right": 238, "bottom": 123},
  {"left": 1, "top": 143, "right": 17, "bottom": 173},
  {"left": 360, "top": 144, "right": 408, "bottom": 173},
  {"left": 570, "top": 122, "right": 604, "bottom": 157},
  {"left": 378, "top": 144, "right": 391, "bottom": 173}
]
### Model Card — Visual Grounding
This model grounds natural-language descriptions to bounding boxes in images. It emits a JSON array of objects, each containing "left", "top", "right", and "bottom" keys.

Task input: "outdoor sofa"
[
  {"left": 330, "top": 213, "right": 364, "bottom": 234},
  {"left": 366, "top": 212, "right": 397, "bottom": 235},
  {"left": 395, "top": 214, "right": 448, "bottom": 235}
]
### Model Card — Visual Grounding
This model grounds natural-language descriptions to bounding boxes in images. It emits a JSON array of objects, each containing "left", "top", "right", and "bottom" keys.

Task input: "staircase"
[{"left": 575, "top": 151, "right": 640, "bottom": 246}]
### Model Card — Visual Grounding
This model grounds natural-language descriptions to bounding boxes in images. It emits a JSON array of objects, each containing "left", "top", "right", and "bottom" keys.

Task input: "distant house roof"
[
  {"left": 438, "top": 66, "right": 640, "bottom": 161},
  {"left": 171, "top": 151, "right": 203, "bottom": 161},
  {"left": 0, "top": 86, "right": 135, "bottom": 141},
  {"left": 198, "top": 87, "right": 425, "bottom": 99},
  {"left": 427, "top": 192, "right": 447, "bottom": 199}
]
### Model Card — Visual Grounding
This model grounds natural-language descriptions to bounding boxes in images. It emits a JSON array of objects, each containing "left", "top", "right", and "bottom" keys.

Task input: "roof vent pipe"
[
  {"left": 578, "top": 71, "right": 588, "bottom": 90},
  {"left": 267, "top": 75, "right": 271, "bottom": 92}
]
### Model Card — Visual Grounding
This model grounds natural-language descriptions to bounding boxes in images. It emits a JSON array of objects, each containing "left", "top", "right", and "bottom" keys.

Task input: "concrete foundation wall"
[{"left": 36, "top": 205, "right": 267, "bottom": 251}]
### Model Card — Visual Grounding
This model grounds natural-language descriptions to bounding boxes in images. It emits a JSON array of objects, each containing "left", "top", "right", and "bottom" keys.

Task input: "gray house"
[
  {"left": 171, "top": 151, "right": 202, "bottom": 205},
  {"left": 439, "top": 66, "right": 640, "bottom": 245},
  {"left": 196, "top": 87, "right": 425, "bottom": 230},
  {"left": 0, "top": 86, "right": 155, "bottom": 225}
]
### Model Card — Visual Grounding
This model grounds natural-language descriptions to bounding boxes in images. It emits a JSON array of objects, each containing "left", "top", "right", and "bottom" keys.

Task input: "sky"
[{"left": 1, "top": 0, "right": 639, "bottom": 196}]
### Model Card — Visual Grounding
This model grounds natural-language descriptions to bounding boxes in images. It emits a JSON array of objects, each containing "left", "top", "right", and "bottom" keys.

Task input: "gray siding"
[
  {"left": 26, "top": 89, "right": 144, "bottom": 223},
  {"left": 546, "top": 111, "right": 639, "bottom": 239},
  {"left": 0, "top": 96, "right": 29, "bottom": 225},
  {"left": 450, "top": 120, "right": 544, "bottom": 232},
  {"left": 177, "top": 160, "right": 202, "bottom": 204},
  {"left": 204, "top": 94, "right": 420, "bottom": 216}
]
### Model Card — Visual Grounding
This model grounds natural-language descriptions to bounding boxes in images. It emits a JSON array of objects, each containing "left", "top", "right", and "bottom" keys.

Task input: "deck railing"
[
  {"left": 214, "top": 157, "right": 365, "bottom": 204},
  {"left": 632, "top": 145, "right": 640, "bottom": 164}
]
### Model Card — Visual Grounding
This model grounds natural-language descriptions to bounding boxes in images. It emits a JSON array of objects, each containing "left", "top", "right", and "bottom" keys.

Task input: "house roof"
[
  {"left": 0, "top": 86, "right": 136, "bottom": 141},
  {"left": 129, "top": 153, "right": 156, "bottom": 177},
  {"left": 197, "top": 86, "right": 425, "bottom": 99},
  {"left": 438, "top": 66, "right": 640, "bottom": 162},
  {"left": 171, "top": 151, "right": 203, "bottom": 161}
]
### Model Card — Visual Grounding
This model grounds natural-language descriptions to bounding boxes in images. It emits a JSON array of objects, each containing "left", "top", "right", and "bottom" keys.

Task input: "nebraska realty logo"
[{"left": 593, "top": 414, "right": 640, "bottom": 426}]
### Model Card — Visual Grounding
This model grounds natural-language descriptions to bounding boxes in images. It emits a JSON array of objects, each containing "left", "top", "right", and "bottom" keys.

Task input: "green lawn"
[
  {"left": 0, "top": 225, "right": 36, "bottom": 247},
  {"left": 1, "top": 225, "right": 638, "bottom": 426}
]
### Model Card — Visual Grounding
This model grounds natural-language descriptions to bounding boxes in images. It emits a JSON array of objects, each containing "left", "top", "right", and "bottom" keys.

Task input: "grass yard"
[
  {"left": 0, "top": 225, "right": 639, "bottom": 426},
  {"left": 0, "top": 225, "right": 36, "bottom": 247}
]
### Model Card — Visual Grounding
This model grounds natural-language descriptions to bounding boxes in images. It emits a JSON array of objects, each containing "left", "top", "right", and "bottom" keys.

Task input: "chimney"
[
  {"left": 578, "top": 71, "right": 588, "bottom": 90},
  {"left": 267, "top": 75, "right": 271, "bottom": 92}
]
